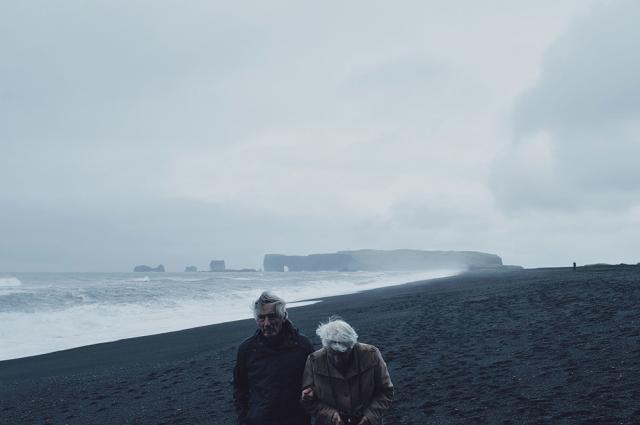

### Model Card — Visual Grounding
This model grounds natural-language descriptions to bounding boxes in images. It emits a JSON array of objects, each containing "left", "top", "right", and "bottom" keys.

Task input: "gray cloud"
[
  {"left": 5, "top": 0, "right": 627, "bottom": 271},
  {"left": 0, "top": 2, "right": 273, "bottom": 148},
  {"left": 513, "top": 1, "right": 640, "bottom": 134},
  {"left": 492, "top": 0, "right": 640, "bottom": 212}
]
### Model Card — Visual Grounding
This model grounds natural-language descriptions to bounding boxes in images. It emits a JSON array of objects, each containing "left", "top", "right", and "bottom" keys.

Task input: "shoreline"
[
  {"left": 0, "top": 269, "right": 459, "bottom": 362},
  {"left": 2, "top": 267, "right": 639, "bottom": 423},
  {"left": 0, "top": 271, "right": 455, "bottom": 371}
]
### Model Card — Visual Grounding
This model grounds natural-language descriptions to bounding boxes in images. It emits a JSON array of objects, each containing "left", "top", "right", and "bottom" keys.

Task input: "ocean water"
[{"left": 0, "top": 270, "right": 457, "bottom": 361}]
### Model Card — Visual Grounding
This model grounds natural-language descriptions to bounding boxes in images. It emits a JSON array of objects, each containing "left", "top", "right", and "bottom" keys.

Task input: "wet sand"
[{"left": 1, "top": 267, "right": 639, "bottom": 424}]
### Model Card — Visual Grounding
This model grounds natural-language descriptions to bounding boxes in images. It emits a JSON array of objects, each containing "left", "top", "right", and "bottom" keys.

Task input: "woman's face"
[{"left": 328, "top": 346, "right": 352, "bottom": 369}]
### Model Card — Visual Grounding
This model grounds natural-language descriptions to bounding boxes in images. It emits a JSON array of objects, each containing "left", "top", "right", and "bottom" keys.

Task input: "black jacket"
[{"left": 233, "top": 320, "right": 314, "bottom": 425}]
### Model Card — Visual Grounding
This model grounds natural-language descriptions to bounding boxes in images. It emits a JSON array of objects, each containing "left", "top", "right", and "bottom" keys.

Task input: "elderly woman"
[{"left": 301, "top": 318, "right": 393, "bottom": 425}]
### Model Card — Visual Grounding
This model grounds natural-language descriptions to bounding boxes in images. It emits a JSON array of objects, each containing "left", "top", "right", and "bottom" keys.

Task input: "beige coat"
[{"left": 301, "top": 343, "right": 394, "bottom": 425}]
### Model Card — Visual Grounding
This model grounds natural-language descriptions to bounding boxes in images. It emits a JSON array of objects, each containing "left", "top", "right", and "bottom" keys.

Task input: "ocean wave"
[
  {"left": 129, "top": 276, "right": 150, "bottom": 282},
  {"left": 0, "top": 270, "right": 461, "bottom": 360},
  {"left": 0, "top": 277, "right": 22, "bottom": 287},
  {"left": 162, "top": 277, "right": 211, "bottom": 283}
]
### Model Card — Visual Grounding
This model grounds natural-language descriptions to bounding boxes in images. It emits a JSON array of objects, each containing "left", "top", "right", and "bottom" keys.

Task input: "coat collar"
[
  {"left": 254, "top": 320, "right": 300, "bottom": 350},
  {"left": 314, "top": 343, "right": 376, "bottom": 380}
]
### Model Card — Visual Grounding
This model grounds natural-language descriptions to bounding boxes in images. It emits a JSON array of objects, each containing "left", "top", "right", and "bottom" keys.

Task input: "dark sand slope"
[{"left": 1, "top": 267, "right": 639, "bottom": 424}]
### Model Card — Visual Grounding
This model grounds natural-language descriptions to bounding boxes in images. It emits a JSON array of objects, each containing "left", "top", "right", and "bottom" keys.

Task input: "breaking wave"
[
  {"left": 129, "top": 276, "right": 150, "bottom": 282},
  {"left": 0, "top": 277, "right": 22, "bottom": 287},
  {"left": 0, "top": 269, "right": 460, "bottom": 360}
]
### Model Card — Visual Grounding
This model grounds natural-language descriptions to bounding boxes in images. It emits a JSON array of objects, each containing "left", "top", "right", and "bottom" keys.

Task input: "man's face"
[{"left": 256, "top": 303, "right": 284, "bottom": 338}]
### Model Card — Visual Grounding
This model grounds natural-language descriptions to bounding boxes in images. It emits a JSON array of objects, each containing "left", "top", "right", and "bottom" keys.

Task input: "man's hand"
[
  {"left": 331, "top": 411, "right": 345, "bottom": 425},
  {"left": 301, "top": 387, "right": 315, "bottom": 400}
]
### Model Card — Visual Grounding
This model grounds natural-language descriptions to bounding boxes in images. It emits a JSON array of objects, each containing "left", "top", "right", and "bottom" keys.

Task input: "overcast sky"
[{"left": 2, "top": 0, "right": 639, "bottom": 271}]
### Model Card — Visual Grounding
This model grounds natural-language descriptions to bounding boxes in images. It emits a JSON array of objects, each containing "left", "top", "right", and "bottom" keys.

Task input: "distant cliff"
[
  {"left": 209, "top": 260, "right": 226, "bottom": 271},
  {"left": 263, "top": 249, "right": 502, "bottom": 272},
  {"left": 264, "top": 253, "right": 358, "bottom": 272},
  {"left": 133, "top": 264, "right": 165, "bottom": 272}
]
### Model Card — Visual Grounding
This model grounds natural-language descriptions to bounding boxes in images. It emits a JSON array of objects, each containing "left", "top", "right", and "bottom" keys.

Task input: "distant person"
[
  {"left": 233, "top": 291, "right": 314, "bottom": 425},
  {"left": 301, "top": 318, "right": 393, "bottom": 425},
  {"left": 573, "top": 262, "right": 577, "bottom": 271}
]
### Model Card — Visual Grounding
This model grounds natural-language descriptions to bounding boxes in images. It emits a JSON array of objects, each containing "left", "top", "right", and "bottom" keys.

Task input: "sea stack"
[
  {"left": 133, "top": 264, "right": 165, "bottom": 272},
  {"left": 209, "top": 260, "right": 226, "bottom": 272}
]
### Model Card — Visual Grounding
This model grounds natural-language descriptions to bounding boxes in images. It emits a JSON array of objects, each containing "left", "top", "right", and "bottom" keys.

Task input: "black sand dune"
[{"left": 1, "top": 267, "right": 639, "bottom": 424}]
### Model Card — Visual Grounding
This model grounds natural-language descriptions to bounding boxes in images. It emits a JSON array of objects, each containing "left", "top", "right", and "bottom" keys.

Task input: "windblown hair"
[
  {"left": 253, "top": 291, "right": 288, "bottom": 320},
  {"left": 316, "top": 317, "right": 358, "bottom": 352}
]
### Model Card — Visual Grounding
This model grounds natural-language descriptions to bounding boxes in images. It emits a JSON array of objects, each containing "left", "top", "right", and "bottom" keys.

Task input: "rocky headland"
[{"left": 263, "top": 249, "right": 504, "bottom": 272}]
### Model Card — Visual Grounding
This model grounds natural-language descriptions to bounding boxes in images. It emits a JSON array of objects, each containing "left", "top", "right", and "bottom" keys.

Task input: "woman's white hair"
[{"left": 316, "top": 317, "right": 358, "bottom": 352}]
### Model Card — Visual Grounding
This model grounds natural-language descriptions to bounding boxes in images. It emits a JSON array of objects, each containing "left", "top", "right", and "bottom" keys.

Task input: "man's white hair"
[
  {"left": 316, "top": 317, "right": 358, "bottom": 352},
  {"left": 253, "top": 291, "right": 288, "bottom": 320}
]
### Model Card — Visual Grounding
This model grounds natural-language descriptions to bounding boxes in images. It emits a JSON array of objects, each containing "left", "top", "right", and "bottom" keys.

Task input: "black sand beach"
[{"left": 1, "top": 267, "right": 639, "bottom": 424}]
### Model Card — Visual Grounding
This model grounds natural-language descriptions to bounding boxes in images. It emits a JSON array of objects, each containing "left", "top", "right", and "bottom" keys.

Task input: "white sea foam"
[
  {"left": 129, "top": 276, "right": 150, "bottom": 282},
  {"left": 0, "top": 295, "right": 263, "bottom": 360},
  {"left": 0, "top": 269, "right": 459, "bottom": 360},
  {"left": 163, "top": 276, "right": 210, "bottom": 283},
  {"left": 0, "top": 277, "right": 22, "bottom": 287},
  {"left": 288, "top": 300, "right": 321, "bottom": 308}
]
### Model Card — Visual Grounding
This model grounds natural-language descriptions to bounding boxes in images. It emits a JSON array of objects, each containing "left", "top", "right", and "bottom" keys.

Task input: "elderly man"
[
  {"left": 301, "top": 318, "right": 393, "bottom": 425},
  {"left": 233, "top": 291, "right": 314, "bottom": 425}
]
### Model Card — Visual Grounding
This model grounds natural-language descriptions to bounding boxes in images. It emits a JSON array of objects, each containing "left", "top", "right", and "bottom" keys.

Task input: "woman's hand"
[
  {"left": 301, "top": 387, "right": 315, "bottom": 401},
  {"left": 331, "top": 411, "right": 345, "bottom": 425},
  {"left": 356, "top": 417, "right": 370, "bottom": 425}
]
